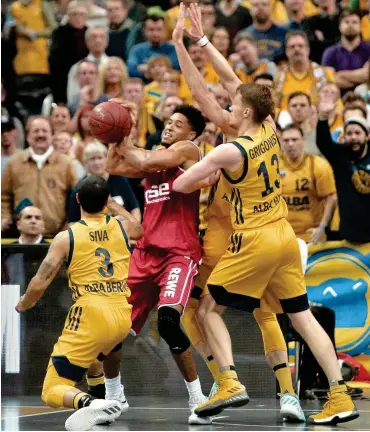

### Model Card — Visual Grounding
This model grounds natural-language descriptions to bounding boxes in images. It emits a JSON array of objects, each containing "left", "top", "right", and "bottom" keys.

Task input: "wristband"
[{"left": 196, "top": 35, "right": 209, "bottom": 47}]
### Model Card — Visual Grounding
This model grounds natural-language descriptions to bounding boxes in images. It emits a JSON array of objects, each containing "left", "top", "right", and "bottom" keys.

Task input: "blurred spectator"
[
  {"left": 106, "top": 0, "right": 135, "bottom": 61},
  {"left": 211, "top": 83, "right": 231, "bottom": 110},
  {"left": 95, "top": 57, "right": 129, "bottom": 102},
  {"left": 274, "top": 31, "right": 335, "bottom": 111},
  {"left": 211, "top": 27, "right": 231, "bottom": 59},
  {"left": 49, "top": 0, "right": 89, "bottom": 104},
  {"left": 16, "top": 206, "right": 46, "bottom": 244},
  {"left": 50, "top": 103, "right": 71, "bottom": 133},
  {"left": 123, "top": 78, "right": 144, "bottom": 105},
  {"left": 317, "top": 97, "right": 370, "bottom": 242},
  {"left": 285, "top": 0, "right": 305, "bottom": 30},
  {"left": 10, "top": 0, "right": 57, "bottom": 76},
  {"left": 72, "top": 105, "right": 99, "bottom": 163},
  {"left": 68, "top": 26, "right": 110, "bottom": 102},
  {"left": 280, "top": 124, "right": 337, "bottom": 243},
  {"left": 239, "top": 0, "right": 287, "bottom": 61},
  {"left": 85, "top": 0, "right": 108, "bottom": 27},
  {"left": 127, "top": 15, "right": 179, "bottom": 80},
  {"left": 1, "top": 116, "right": 77, "bottom": 236},
  {"left": 215, "top": 0, "right": 252, "bottom": 40},
  {"left": 302, "top": 0, "right": 341, "bottom": 63},
  {"left": 254, "top": 72, "right": 274, "bottom": 90},
  {"left": 318, "top": 83, "right": 344, "bottom": 137},
  {"left": 284, "top": 91, "right": 318, "bottom": 153},
  {"left": 68, "top": 141, "right": 140, "bottom": 222},
  {"left": 323, "top": 10, "right": 370, "bottom": 92},
  {"left": 178, "top": 41, "right": 219, "bottom": 103},
  {"left": 355, "top": 65, "right": 370, "bottom": 119},
  {"left": 142, "top": 55, "right": 173, "bottom": 114},
  {"left": 1, "top": 118, "right": 19, "bottom": 175},
  {"left": 1, "top": 83, "right": 25, "bottom": 149},
  {"left": 199, "top": 0, "right": 217, "bottom": 38},
  {"left": 361, "top": 0, "right": 370, "bottom": 41},
  {"left": 165, "top": 0, "right": 193, "bottom": 40},
  {"left": 243, "top": 0, "right": 289, "bottom": 26},
  {"left": 336, "top": 62, "right": 369, "bottom": 94},
  {"left": 67, "top": 60, "right": 98, "bottom": 115},
  {"left": 146, "top": 95, "right": 183, "bottom": 150},
  {"left": 53, "top": 131, "right": 85, "bottom": 179},
  {"left": 161, "top": 70, "right": 181, "bottom": 96},
  {"left": 10, "top": 0, "right": 57, "bottom": 115},
  {"left": 127, "top": 0, "right": 147, "bottom": 23},
  {"left": 234, "top": 34, "right": 277, "bottom": 84}
]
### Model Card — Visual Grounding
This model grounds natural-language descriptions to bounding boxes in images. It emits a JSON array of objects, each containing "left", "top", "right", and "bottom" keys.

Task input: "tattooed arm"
[{"left": 15, "top": 231, "right": 69, "bottom": 312}]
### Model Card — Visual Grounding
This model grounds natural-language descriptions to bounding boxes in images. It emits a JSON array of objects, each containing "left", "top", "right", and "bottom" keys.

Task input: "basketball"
[{"left": 88, "top": 101, "right": 132, "bottom": 144}]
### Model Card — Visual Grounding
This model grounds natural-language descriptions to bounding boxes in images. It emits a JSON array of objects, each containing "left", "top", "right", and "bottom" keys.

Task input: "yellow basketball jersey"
[
  {"left": 205, "top": 174, "right": 231, "bottom": 223},
  {"left": 221, "top": 122, "right": 288, "bottom": 230},
  {"left": 280, "top": 153, "right": 336, "bottom": 241},
  {"left": 67, "top": 215, "right": 131, "bottom": 302}
]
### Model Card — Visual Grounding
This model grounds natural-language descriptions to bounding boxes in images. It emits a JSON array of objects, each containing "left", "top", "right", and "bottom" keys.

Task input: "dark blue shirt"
[
  {"left": 68, "top": 175, "right": 139, "bottom": 222},
  {"left": 127, "top": 41, "right": 180, "bottom": 79},
  {"left": 243, "top": 24, "right": 287, "bottom": 61}
]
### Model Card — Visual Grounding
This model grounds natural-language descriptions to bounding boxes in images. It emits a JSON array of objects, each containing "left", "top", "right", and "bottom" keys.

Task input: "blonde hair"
[
  {"left": 146, "top": 55, "right": 172, "bottom": 80},
  {"left": 95, "top": 57, "right": 128, "bottom": 98},
  {"left": 83, "top": 141, "right": 108, "bottom": 162}
]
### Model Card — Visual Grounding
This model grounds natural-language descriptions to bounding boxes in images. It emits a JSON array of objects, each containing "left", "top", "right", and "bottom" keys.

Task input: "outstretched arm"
[
  {"left": 186, "top": 3, "right": 242, "bottom": 98},
  {"left": 15, "top": 232, "right": 68, "bottom": 312},
  {"left": 120, "top": 140, "right": 198, "bottom": 172},
  {"left": 173, "top": 143, "right": 242, "bottom": 193},
  {"left": 173, "top": 3, "right": 236, "bottom": 135}
]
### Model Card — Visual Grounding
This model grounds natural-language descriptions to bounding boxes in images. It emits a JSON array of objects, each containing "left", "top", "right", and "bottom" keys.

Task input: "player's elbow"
[
  {"left": 172, "top": 178, "right": 188, "bottom": 193},
  {"left": 327, "top": 192, "right": 337, "bottom": 206},
  {"left": 130, "top": 223, "right": 144, "bottom": 240}
]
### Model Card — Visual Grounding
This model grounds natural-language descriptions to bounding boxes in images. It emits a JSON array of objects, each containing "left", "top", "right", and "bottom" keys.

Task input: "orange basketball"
[{"left": 88, "top": 101, "right": 132, "bottom": 144}]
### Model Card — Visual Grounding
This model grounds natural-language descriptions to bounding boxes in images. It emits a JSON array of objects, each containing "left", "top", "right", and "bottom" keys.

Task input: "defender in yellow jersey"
[
  {"left": 174, "top": 5, "right": 305, "bottom": 424},
  {"left": 173, "top": 24, "right": 358, "bottom": 420},
  {"left": 280, "top": 124, "right": 337, "bottom": 243},
  {"left": 15, "top": 175, "right": 144, "bottom": 431}
]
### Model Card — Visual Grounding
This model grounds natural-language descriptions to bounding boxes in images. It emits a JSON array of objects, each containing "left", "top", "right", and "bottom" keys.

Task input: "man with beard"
[
  {"left": 322, "top": 10, "right": 370, "bottom": 93},
  {"left": 317, "top": 94, "right": 370, "bottom": 243},
  {"left": 238, "top": 0, "right": 287, "bottom": 62},
  {"left": 127, "top": 15, "right": 180, "bottom": 81}
]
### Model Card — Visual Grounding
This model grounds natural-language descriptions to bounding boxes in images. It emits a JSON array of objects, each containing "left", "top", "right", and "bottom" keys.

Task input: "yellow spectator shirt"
[
  {"left": 11, "top": 0, "right": 49, "bottom": 75},
  {"left": 179, "top": 63, "right": 220, "bottom": 105},
  {"left": 274, "top": 63, "right": 336, "bottom": 110},
  {"left": 281, "top": 153, "right": 336, "bottom": 242},
  {"left": 362, "top": 15, "right": 370, "bottom": 42}
]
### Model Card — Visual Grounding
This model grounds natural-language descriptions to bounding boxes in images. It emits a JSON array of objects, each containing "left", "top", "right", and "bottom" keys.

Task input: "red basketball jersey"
[{"left": 136, "top": 165, "right": 201, "bottom": 262}]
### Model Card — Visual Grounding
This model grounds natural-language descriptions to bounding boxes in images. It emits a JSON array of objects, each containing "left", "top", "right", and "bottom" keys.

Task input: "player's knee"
[{"left": 157, "top": 306, "right": 190, "bottom": 354}]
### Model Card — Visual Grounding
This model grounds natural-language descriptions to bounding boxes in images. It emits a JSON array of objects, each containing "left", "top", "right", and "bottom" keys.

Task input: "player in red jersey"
[{"left": 107, "top": 104, "right": 216, "bottom": 424}]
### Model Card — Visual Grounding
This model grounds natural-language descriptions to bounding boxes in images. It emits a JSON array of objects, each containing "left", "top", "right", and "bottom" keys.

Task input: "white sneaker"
[
  {"left": 280, "top": 392, "right": 306, "bottom": 422},
  {"left": 118, "top": 385, "right": 129, "bottom": 413},
  {"left": 65, "top": 399, "right": 122, "bottom": 431},
  {"left": 188, "top": 394, "right": 212, "bottom": 425}
]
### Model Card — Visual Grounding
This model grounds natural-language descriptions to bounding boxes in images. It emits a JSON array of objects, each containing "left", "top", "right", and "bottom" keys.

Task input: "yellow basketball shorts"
[
  {"left": 191, "top": 217, "right": 232, "bottom": 300},
  {"left": 207, "top": 219, "right": 309, "bottom": 314},
  {"left": 50, "top": 299, "right": 132, "bottom": 382}
]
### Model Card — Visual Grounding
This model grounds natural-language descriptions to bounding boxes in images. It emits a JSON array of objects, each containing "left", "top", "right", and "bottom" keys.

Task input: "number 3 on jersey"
[
  {"left": 257, "top": 153, "right": 281, "bottom": 197},
  {"left": 95, "top": 247, "right": 114, "bottom": 277}
]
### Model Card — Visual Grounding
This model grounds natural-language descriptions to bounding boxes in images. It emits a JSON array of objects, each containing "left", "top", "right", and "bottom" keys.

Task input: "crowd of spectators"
[{"left": 1, "top": 0, "right": 369, "bottom": 244}]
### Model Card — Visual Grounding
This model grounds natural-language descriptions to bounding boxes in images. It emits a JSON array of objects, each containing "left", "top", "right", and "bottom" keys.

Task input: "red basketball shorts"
[{"left": 127, "top": 248, "right": 199, "bottom": 335}]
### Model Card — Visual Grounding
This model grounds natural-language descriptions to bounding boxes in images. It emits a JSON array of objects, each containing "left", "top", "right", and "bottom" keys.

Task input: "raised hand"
[
  {"left": 184, "top": 3, "right": 204, "bottom": 41},
  {"left": 318, "top": 91, "right": 336, "bottom": 120},
  {"left": 173, "top": 2, "right": 186, "bottom": 43}
]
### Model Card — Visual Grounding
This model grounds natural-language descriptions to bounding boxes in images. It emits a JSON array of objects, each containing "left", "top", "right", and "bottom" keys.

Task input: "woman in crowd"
[
  {"left": 67, "top": 141, "right": 141, "bottom": 224},
  {"left": 95, "top": 57, "right": 129, "bottom": 103}
]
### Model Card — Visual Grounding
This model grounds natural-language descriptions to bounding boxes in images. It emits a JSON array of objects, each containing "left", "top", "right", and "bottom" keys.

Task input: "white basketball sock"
[{"left": 105, "top": 373, "right": 123, "bottom": 400}]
